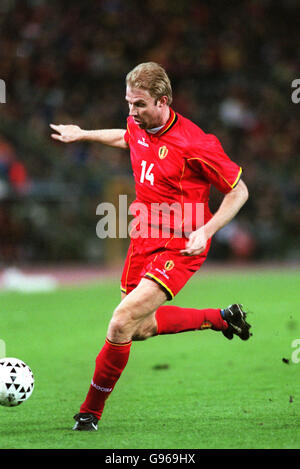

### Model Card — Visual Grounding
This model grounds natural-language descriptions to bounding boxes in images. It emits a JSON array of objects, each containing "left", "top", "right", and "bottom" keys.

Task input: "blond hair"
[{"left": 126, "top": 62, "right": 172, "bottom": 105}]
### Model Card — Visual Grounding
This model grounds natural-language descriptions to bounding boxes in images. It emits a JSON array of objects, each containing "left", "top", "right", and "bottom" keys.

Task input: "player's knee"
[
  {"left": 108, "top": 315, "right": 130, "bottom": 338},
  {"left": 108, "top": 304, "right": 135, "bottom": 337},
  {"left": 108, "top": 292, "right": 156, "bottom": 341}
]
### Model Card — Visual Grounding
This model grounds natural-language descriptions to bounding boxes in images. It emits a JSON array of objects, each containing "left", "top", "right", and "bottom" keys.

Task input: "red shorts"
[{"left": 120, "top": 236, "right": 211, "bottom": 300}]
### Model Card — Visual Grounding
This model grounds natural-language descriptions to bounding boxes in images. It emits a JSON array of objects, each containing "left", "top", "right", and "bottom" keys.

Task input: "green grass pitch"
[{"left": 0, "top": 269, "right": 299, "bottom": 449}]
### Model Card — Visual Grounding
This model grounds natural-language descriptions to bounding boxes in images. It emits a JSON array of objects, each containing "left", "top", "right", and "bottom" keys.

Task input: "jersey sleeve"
[
  {"left": 124, "top": 116, "right": 134, "bottom": 145},
  {"left": 187, "top": 134, "right": 242, "bottom": 194},
  {"left": 124, "top": 127, "right": 130, "bottom": 144}
]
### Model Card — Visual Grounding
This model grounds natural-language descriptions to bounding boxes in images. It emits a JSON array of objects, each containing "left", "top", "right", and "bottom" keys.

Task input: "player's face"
[{"left": 125, "top": 86, "right": 166, "bottom": 130}]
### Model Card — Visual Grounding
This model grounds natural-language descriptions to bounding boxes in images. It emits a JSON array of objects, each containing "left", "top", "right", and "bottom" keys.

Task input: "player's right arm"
[{"left": 50, "top": 124, "right": 128, "bottom": 149}]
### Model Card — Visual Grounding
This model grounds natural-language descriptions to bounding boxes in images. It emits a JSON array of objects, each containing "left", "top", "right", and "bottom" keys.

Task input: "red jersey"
[{"left": 124, "top": 108, "right": 242, "bottom": 241}]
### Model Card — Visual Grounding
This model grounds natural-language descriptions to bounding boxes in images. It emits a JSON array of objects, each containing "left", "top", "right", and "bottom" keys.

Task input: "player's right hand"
[
  {"left": 180, "top": 227, "right": 208, "bottom": 256},
  {"left": 50, "top": 124, "right": 84, "bottom": 143}
]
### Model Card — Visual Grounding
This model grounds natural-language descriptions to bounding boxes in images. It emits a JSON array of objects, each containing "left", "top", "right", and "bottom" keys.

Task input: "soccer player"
[{"left": 50, "top": 62, "right": 252, "bottom": 432}]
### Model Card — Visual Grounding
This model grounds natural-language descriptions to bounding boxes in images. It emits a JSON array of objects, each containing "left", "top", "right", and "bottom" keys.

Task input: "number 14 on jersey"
[{"left": 140, "top": 160, "right": 154, "bottom": 186}]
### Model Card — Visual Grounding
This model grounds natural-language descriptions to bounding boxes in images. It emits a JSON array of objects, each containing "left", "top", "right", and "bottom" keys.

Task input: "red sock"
[
  {"left": 155, "top": 305, "right": 228, "bottom": 335},
  {"left": 80, "top": 338, "right": 132, "bottom": 420}
]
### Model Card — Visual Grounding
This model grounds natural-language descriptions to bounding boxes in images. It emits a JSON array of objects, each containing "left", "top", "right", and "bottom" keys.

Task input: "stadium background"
[{"left": 0, "top": 0, "right": 299, "bottom": 275}]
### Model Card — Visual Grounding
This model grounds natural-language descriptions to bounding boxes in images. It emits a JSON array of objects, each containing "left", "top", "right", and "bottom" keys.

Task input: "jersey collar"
[{"left": 147, "top": 108, "right": 178, "bottom": 137}]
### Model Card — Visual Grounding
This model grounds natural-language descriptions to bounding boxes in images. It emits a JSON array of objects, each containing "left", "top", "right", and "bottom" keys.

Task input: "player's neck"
[
  {"left": 160, "top": 106, "right": 171, "bottom": 127},
  {"left": 147, "top": 107, "right": 170, "bottom": 133}
]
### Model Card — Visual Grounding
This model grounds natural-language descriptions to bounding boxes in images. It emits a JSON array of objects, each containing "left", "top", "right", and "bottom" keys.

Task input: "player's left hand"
[{"left": 180, "top": 227, "right": 208, "bottom": 256}]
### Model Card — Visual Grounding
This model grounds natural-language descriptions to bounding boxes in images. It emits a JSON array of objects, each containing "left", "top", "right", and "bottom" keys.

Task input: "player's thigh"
[{"left": 115, "top": 278, "right": 167, "bottom": 323}]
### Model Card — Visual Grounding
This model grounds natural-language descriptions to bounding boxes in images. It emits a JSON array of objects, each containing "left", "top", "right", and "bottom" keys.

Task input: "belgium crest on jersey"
[
  {"left": 164, "top": 260, "right": 174, "bottom": 271},
  {"left": 158, "top": 146, "right": 168, "bottom": 160}
]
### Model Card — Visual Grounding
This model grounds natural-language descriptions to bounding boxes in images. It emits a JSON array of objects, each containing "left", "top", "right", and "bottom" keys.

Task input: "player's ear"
[{"left": 157, "top": 95, "right": 168, "bottom": 107}]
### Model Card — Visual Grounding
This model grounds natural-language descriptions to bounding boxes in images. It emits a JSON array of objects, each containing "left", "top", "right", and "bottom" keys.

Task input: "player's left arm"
[{"left": 181, "top": 179, "right": 249, "bottom": 256}]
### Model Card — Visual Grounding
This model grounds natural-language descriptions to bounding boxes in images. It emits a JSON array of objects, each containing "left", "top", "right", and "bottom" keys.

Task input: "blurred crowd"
[{"left": 0, "top": 0, "right": 299, "bottom": 264}]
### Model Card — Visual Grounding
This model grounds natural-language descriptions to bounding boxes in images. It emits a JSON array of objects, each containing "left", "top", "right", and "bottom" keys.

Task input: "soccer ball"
[{"left": 0, "top": 357, "right": 34, "bottom": 407}]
